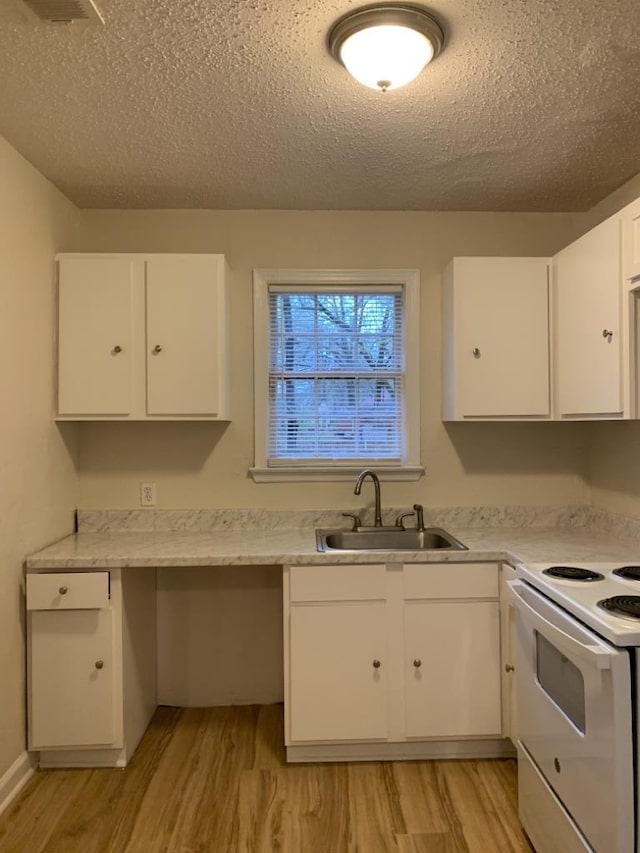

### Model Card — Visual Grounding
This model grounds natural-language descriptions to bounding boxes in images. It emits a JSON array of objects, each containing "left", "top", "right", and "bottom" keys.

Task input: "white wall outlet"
[{"left": 140, "top": 482, "right": 157, "bottom": 506}]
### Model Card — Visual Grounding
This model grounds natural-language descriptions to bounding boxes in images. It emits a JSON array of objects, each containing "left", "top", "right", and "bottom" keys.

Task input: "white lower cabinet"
[
  {"left": 27, "top": 568, "right": 157, "bottom": 767},
  {"left": 500, "top": 563, "right": 518, "bottom": 743},
  {"left": 284, "top": 562, "right": 506, "bottom": 761},
  {"left": 403, "top": 600, "right": 501, "bottom": 738},
  {"left": 289, "top": 603, "right": 388, "bottom": 742},
  {"left": 30, "top": 608, "right": 115, "bottom": 748}
]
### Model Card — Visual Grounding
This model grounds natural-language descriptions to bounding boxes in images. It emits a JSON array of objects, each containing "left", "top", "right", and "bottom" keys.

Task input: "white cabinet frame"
[
  {"left": 552, "top": 216, "right": 630, "bottom": 419},
  {"left": 283, "top": 562, "right": 509, "bottom": 763},
  {"left": 27, "top": 568, "right": 157, "bottom": 768},
  {"left": 442, "top": 257, "right": 551, "bottom": 421},
  {"left": 56, "top": 253, "right": 231, "bottom": 421}
]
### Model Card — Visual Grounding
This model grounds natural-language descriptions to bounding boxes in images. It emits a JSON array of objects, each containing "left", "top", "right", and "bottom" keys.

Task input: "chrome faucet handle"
[
  {"left": 353, "top": 469, "right": 383, "bottom": 527},
  {"left": 395, "top": 511, "right": 415, "bottom": 530},
  {"left": 342, "top": 513, "right": 362, "bottom": 531},
  {"left": 413, "top": 504, "right": 425, "bottom": 532}
]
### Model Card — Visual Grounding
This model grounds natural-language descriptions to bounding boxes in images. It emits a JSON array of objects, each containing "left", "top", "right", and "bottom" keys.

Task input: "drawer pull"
[
  {"left": 95, "top": 660, "right": 104, "bottom": 670},
  {"left": 505, "top": 663, "right": 515, "bottom": 673},
  {"left": 413, "top": 659, "right": 422, "bottom": 668},
  {"left": 58, "top": 586, "right": 68, "bottom": 595},
  {"left": 372, "top": 659, "right": 381, "bottom": 669}
]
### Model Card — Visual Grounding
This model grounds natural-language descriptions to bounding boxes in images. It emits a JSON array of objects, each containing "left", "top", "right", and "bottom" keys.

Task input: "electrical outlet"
[{"left": 140, "top": 482, "right": 157, "bottom": 506}]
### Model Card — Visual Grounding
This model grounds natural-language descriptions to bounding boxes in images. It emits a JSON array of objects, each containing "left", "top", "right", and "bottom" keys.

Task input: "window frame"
[{"left": 250, "top": 268, "right": 423, "bottom": 482}]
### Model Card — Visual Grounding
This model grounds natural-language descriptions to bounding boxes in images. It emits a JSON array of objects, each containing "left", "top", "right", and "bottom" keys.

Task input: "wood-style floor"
[{"left": 0, "top": 705, "right": 533, "bottom": 852}]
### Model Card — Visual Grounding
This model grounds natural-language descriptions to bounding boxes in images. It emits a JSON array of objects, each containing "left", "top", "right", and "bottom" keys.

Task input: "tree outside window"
[
  {"left": 269, "top": 289, "right": 404, "bottom": 462},
  {"left": 251, "top": 269, "right": 422, "bottom": 482}
]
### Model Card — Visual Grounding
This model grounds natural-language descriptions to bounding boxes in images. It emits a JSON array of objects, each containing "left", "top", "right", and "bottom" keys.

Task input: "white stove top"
[{"left": 515, "top": 561, "right": 640, "bottom": 646}]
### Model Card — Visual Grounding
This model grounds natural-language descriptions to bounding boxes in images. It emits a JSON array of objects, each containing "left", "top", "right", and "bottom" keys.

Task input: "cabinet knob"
[
  {"left": 472, "top": 347, "right": 481, "bottom": 358},
  {"left": 372, "top": 659, "right": 381, "bottom": 669},
  {"left": 95, "top": 660, "right": 104, "bottom": 670},
  {"left": 152, "top": 345, "right": 163, "bottom": 354},
  {"left": 112, "top": 345, "right": 122, "bottom": 355},
  {"left": 505, "top": 663, "right": 514, "bottom": 673},
  {"left": 602, "top": 329, "right": 613, "bottom": 341},
  {"left": 413, "top": 659, "right": 422, "bottom": 668},
  {"left": 58, "top": 586, "right": 68, "bottom": 595}
]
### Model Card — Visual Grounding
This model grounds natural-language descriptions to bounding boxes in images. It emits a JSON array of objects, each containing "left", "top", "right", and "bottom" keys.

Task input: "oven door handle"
[{"left": 508, "top": 580, "right": 614, "bottom": 670}]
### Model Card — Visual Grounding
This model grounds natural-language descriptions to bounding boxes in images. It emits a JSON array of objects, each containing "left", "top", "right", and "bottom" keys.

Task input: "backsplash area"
[{"left": 76, "top": 504, "right": 638, "bottom": 535}]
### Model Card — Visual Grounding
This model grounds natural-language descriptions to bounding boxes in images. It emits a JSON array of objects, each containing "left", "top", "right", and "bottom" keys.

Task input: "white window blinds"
[{"left": 267, "top": 286, "right": 405, "bottom": 464}]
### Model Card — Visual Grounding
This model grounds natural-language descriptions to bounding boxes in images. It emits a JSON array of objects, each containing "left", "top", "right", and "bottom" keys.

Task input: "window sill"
[{"left": 249, "top": 465, "right": 425, "bottom": 483}]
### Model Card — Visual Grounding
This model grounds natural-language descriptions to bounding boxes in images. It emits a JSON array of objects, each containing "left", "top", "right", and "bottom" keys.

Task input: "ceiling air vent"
[{"left": 19, "top": 0, "right": 104, "bottom": 24}]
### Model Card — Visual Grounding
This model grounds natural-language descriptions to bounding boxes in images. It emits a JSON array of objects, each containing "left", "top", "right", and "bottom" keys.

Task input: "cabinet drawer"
[
  {"left": 403, "top": 563, "right": 498, "bottom": 600},
  {"left": 289, "top": 564, "right": 386, "bottom": 602},
  {"left": 27, "top": 572, "right": 110, "bottom": 610}
]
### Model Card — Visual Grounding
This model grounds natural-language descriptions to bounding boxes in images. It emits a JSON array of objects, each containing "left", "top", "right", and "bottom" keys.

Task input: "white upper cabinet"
[
  {"left": 442, "top": 257, "right": 551, "bottom": 420},
  {"left": 622, "top": 197, "right": 640, "bottom": 281},
  {"left": 145, "top": 257, "right": 226, "bottom": 416},
  {"left": 58, "top": 258, "right": 134, "bottom": 416},
  {"left": 57, "top": 253, "right": 230, "bottom": 421},
  {"left": 553, "top": 215, "right": 624, "bottom": 418}
]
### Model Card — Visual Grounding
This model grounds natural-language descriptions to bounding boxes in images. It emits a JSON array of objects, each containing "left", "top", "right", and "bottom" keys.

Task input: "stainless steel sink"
[{"left": 315, "top": 527, "right": 467, "bottom": 552}]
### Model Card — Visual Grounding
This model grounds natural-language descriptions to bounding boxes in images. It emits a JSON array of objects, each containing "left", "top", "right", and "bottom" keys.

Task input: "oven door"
[{"left": 510, "top": 580, "right": 634, "bottom": 853}]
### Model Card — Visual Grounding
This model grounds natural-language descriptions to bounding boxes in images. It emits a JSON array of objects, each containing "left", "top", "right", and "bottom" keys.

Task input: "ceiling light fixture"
[{"left": 328, "top": 3, "right": 444, "bottom": 93}]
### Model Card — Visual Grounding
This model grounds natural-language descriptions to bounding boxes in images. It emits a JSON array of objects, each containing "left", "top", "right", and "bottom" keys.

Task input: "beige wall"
[
  {"left": 0, "top": 137, "right": 80, "bottom": 778},
  {"left": 1, "top": 140, "right": 635, "bottom": 772},
  {"left": 72, "top": 209, "right": 591, "bottom": 512},
  {"left": 589, "top": 422, "right": 640, "bottom": 516}
]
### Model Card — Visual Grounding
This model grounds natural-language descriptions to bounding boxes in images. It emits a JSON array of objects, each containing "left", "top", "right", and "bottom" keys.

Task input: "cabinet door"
[
  {"left": 404, "top": 600, "right": 502, "bottom": 738},
  {"left": 500, "top": 565, "right": 517, "bottom": 742},
  {"left": 29, "top": 609, "right": 115, "bottom": 749},
  {"left": 289, "top": 603, "right": 388, "bottom": 742},
  {"left": 450, "top": 258, "right": 550, "bottom": 418},
  {"left": 623, "top": 197, "right": 640, "bottom": 281},
  {"left": 58, "top": 258, "right": 134, "bottom": 415},
  {"left": 146, "top": 257, "right": 223, "bottom": 416},
  {"left": 554, "top": 216, "right": 622, "bottom": 416}
]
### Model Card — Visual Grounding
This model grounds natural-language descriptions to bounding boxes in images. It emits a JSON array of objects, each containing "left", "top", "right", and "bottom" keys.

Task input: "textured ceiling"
[{"left": 0, "top": 0, "right": 639, "bottom": 210}]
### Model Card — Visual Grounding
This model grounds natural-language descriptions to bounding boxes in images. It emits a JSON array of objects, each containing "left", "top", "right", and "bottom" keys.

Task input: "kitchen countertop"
[{"left": 24, "top": 524, "right": 640, "bottom": 571}]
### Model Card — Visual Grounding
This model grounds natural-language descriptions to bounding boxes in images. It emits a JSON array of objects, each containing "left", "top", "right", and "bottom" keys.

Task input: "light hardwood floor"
[{"left": 0, "top": 705, "right": 533, "bottom": 852}]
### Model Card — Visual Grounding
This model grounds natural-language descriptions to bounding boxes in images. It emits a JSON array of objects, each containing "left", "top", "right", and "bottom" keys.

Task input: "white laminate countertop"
[{"left": 24, "top": 525, "right": 640, "bottom": 571}]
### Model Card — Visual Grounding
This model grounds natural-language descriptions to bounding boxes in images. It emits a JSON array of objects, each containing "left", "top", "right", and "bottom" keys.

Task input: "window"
[{"left": 251, "top": 269, "right": 422, "bottom": 482}]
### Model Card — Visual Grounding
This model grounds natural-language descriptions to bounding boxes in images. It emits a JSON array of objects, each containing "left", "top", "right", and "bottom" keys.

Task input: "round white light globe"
[{"left": 340, "top": 24, "right": 434, "bottom": 91}]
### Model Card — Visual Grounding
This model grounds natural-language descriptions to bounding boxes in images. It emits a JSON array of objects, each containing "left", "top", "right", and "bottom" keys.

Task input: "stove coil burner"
[
  {"left": 598, "top": 595, "right": 640, "bottom": 619},
  {"left": 612, "top": 566, "right": 640, "bottom": 581},
  {"left": 542, "top": 566, "right": 604, "bottom": 582}
]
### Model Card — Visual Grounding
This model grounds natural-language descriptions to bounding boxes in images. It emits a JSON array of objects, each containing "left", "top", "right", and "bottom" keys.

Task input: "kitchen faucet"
[{"left": 354, "top": 469, "right": 383, "bottom": 527}]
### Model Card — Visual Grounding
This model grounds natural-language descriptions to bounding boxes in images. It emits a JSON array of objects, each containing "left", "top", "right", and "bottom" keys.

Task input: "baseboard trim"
[
  {"left": 286, "top": 737, "right": 515, "bottom": 763},
  {"left": 38, "top": 747, "right": 127, "bottom": 769},
  {"left": 0, "top": 751, "right": 37, "bottom": 816}
]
